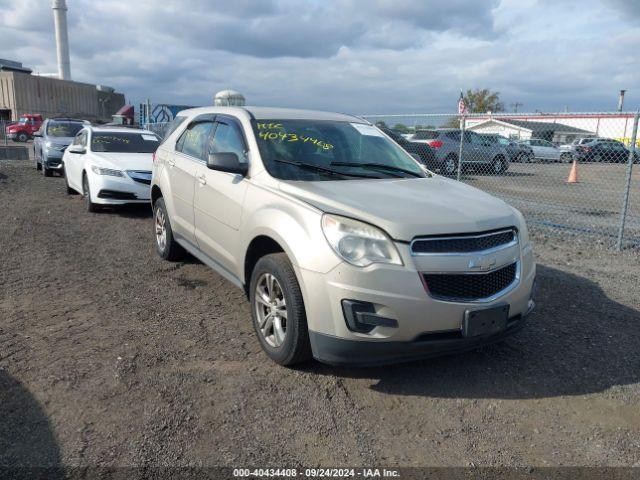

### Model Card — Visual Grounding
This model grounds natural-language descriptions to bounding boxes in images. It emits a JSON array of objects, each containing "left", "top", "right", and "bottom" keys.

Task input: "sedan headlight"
[
  {"left": 321, "top": 214, "right": 403, "bottom": 267},
  {"left": 91, "top": 165, "right": 124, "bottom": 177},
  {"left": 45, "top": 141, "right": 53, "bottom": 148}
]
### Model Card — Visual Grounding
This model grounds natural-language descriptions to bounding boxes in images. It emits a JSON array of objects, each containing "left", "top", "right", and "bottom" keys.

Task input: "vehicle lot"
[
  {"left": 462, "top": 162, "right": 640, "bottom": 245},
  {"left": 1, "top": 156, "right": 640, "bottom": 468}
]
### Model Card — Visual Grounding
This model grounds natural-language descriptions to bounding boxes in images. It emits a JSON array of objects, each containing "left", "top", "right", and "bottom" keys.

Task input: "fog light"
[{"left": 341, "top": 299, "right": 398, "bottom": 333}]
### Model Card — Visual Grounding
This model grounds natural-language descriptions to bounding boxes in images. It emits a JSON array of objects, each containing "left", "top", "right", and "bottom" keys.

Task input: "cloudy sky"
[{"left": 0, "top": 0, "right": 638, "bottom": 114}]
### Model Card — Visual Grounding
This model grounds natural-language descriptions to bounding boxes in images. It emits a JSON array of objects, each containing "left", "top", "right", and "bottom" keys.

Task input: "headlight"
[
  {"left": 321, "top": 214, "right": 403, "bottom": 267},
  {"left": 45, "top": 141, "right": 53, "bottom": 148},
  {"left": 91, "top": 165, "right": 124, "bottom": 177}
]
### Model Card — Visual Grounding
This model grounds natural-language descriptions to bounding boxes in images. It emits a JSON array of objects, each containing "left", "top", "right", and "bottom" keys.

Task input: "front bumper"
[
  {"left": 310, "top": 301, "right": 533, "bottom": 366},
  {"left": 43, "top": 153, "right": 65, "bottom": 170},
  {"left": 88, "top": 170, "right": 151, "bottom": 205},
  {"left": 299, "top": 240, "right": 536, "bottom": 365}
]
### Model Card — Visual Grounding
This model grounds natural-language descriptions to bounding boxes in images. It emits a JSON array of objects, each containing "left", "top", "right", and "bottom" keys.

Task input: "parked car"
[
  {"left": 6, "top": 114, "right": 43, "bottom": 142},
  {"left": 151, "top": 107, "right": 535, "bottom": 366},
  {"left": 479, "top": 134, "right": 534, "bottom": 163},
  {"left": 559, "top": 137, "right": 596, "bottom": 156},
  {"left": 379, "top": 127, "right": 437, "bottom": 169},
  {"left": 575, "top": 139, "right": 639, "bottom": 164},
  {"left": 517, "top": 138, "right": 566, "bottom": 162},
  {"left": 33, "top": 118, "right": 87, "bottom": 176},
  {"left": 411, "top": 129, "right": 510, "bottom": 174},
  {"left": 62, "top": 126, "right": 160, "bottom": 212}
]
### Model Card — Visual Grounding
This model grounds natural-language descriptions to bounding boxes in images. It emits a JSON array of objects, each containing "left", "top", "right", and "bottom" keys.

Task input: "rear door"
[
  {"left": 193, "top": 115, "right": 249, "bottom": 277},
  {"left": 168, "top": 116, "right": 215, "bottom": 245}
]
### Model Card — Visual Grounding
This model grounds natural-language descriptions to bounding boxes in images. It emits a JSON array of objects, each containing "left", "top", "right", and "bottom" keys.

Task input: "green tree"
[
  {"left": 375, "top": 121, "right": 388, "bottom": 129},
  {"left": 393, "top": 123, "right": 410, "bottom": 133},
  {"left": 463, "top": 88, "right": 504, "bottom": 113}
]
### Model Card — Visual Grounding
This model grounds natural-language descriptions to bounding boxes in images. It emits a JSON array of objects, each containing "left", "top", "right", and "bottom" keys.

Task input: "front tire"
[
  {"left": 82, "top": 173, "right": 100, "bottom": 212},
  {"left": 491, "top": 155, "right": 507, "bottom": 174},
  {"left": 250, "top": 253, "right": 312, "bottom": 366},
  {"left": 153, "top": 197, "right": 184, "bottom": 261},
  {"left": 42, "top": 158, "right": 53, "bottom": 177}
]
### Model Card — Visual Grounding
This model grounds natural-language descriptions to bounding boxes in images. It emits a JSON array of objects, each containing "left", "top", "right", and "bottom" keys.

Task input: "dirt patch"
[{"left": 1, "top": 158, "right": 639, "bottom": 468}]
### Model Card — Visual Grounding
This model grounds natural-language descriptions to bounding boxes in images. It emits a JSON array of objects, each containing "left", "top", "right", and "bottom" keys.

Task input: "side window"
[
  {"left": 161, "top": 116, "right": 188, "bottom": 143},
  {"left": 177, "top": 122, "right": 215, "bottom": 161},
  {"left": 209, "top": 121, "right": 247, "bottom": 162}
]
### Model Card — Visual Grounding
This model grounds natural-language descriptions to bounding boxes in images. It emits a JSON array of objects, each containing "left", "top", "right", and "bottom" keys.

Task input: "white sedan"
[{"left": 62, "top": 126, "right": 160, "bottom": 212}]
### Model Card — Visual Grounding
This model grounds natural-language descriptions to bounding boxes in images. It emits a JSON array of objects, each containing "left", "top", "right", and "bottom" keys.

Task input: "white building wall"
[{"left": 465, "top": 114, "right": 637, "bottom": 144}]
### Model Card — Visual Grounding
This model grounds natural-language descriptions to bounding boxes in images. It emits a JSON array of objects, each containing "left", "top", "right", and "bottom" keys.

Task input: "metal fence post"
[
  {"left": 457, "top": 114, "right": 466, "bottom": 181},
  {"left": 615, "top": 110, "right": 639, "bottom": 251}
]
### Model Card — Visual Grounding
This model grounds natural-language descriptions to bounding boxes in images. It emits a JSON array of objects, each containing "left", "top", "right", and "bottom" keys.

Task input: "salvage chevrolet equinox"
[{"left": 150, "top": 107, "right": 535, "bottom": 366}]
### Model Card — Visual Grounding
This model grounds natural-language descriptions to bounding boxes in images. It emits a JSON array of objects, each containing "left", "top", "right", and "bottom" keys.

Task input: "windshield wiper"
[
  {"left": 274, "top": 158, "right": 379, "bottom": 179},
  {"left": 330, "top": 162, "right": 424, "bottom": 178}
]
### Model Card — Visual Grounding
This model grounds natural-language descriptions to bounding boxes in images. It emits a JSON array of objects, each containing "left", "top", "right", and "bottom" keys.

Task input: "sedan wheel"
[
  {"left": 83, "top": 174, "right": 100, "bottom": 212},
  {"left": 443, "top": 156, "right": 458, "bottom": 175},
  {"left": 254, "top": 273, "right": 288, "bottom": 348}
]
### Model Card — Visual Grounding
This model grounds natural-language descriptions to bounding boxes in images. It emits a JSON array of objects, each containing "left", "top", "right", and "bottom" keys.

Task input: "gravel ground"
[{"left": 1, "top": 157, "right": 639, "bottom": 470}]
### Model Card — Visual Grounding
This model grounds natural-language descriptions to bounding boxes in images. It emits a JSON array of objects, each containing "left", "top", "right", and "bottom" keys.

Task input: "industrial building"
[
  {"left": 0, "top": 0, "right": 125, "bottom": 122},
  {"left": 0, "top": 63, "right": 125, "bottom": 121}
]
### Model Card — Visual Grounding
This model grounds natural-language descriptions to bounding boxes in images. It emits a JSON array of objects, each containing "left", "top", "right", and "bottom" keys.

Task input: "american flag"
[{"left": 458, "top": 92, "right": 467, "bottom": 115}]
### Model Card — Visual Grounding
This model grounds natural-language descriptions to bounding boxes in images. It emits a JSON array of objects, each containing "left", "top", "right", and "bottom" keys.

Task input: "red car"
[{"left": 6, "top": 114, "right": 43, "bottom": 142}]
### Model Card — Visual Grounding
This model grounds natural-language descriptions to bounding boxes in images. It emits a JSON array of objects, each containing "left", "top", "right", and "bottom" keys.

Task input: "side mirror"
[
  {"left": 207, "top": 152, "right": 248, "bottom": 176},
  {"left": 68, "top": 145, "right": 86, "bottom": 154}
]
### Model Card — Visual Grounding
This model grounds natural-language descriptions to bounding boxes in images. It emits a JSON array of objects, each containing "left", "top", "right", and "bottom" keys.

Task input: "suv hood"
[
  {"left": 92, "top": 152, "right": 153, "bottom": 171},
  {"left": 279, "top": 177, "right": 518, "bottom": 241}
]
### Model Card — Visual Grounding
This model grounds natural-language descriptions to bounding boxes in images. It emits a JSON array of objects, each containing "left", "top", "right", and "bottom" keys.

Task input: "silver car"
[
  {"left": 151, "top": 107, "right": 536, "bottom": 366},
  {"left": 33, "top": 118, "right": 87, "bottom": 176},
  {"left": 411, "top": 129, "right": 511, "bottom": 175}
]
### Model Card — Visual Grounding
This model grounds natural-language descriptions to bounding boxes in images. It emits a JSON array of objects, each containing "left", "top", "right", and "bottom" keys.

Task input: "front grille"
[
  {"left": 126, "top": 170, "right": 152, "bottom": 185},
  {"left": 422, "top": 263, "right": 517, "bottom": 302},
  {"left": 411, "top": 228, "right": 516, "bottom": 254}
]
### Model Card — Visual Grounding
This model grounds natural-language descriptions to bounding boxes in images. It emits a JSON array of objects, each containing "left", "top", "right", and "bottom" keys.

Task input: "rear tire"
[
  {"left": 82, "top": 173, "right": 100, "bottom": 213},
  {"left": 560, "top": 153, "right": 572, "bottom": 163},
  {"left": 17, "top": 132, "right": 28, "bottom": 142},
  {"left": 250, "top": 253, "right": 312, "bottom": 366},
  {"left": 442, "top": 155, "right": 458, "bottom": 176},
  {"left": 35, "top": 157, "right": 42, "bottom": 170},
  {"left": 153, "top": 197, "right": 184, "bottom": 261}
]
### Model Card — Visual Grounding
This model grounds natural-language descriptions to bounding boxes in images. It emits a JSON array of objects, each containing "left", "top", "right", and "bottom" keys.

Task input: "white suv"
[{"left": 151, "top": 107, "right": 535, "bottom": 366}]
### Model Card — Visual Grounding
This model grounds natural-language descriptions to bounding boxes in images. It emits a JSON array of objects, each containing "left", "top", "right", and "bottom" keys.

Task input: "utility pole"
[
  {"left": 510, "top": 102, "right": 523, "bottom": 113},
  {"left": 618, "top": 90, "right": 626, "bottom": 112}
]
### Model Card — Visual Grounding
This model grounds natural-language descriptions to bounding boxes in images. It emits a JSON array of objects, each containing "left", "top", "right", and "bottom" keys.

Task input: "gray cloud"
[{"left": 0, "top": 0, "right": 638, "bottom": 113}]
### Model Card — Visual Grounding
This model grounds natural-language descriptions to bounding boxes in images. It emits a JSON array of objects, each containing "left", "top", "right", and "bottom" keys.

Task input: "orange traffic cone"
[{"left": 566, "top": 160, "right": 579, "bottom": 184}]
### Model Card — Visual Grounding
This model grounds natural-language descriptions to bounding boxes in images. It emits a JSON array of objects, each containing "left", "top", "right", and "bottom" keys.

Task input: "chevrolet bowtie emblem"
[{"left": 468, "top": 256, "right": 497, "bottom": 271}]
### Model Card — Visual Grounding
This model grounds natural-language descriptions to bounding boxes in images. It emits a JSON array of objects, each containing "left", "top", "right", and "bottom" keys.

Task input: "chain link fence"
[
  {"left": 362, "top": 112, "right": 639, "bottom": 250},
  {"left": 141, "top": 112, "right": 639, "bottom": 250}
]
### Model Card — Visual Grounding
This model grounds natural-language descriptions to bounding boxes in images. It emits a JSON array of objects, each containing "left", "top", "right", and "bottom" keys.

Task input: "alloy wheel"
[
  {"left": 444, "top": 158, "right": 456, "bottom": 175},
  {"left": 155, "top": 207, "right": 167, "bottom": 252},
  {"left": 254, "top": 273, "right": 287, "bottom": 348}
]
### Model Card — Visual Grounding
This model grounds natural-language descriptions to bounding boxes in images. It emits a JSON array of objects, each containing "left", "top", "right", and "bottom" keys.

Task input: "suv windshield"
[
  {"left": 91, "top": 132, "right": 160, "bottom": 153},
  {"left": 47, "top": 121, "right": 84, "bottom": 138},
  {"left": 253, "top": 120, "right": 426, "bottom": 181}
]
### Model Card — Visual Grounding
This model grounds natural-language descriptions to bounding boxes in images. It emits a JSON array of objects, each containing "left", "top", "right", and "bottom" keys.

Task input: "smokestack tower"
[{"left": 52, "top": 0, "right": 71, "bottom": 80}]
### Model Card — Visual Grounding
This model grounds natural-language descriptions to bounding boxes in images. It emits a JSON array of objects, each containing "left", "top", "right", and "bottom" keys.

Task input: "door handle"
[
  {"left": 197, "top": 174, "right": 206, "bottom": 185},
  {"left": 167, "top": 159, "right": 175, "bottom": 167}
]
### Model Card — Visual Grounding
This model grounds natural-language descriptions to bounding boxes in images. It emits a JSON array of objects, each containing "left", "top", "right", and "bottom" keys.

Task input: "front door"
[
  {"left": 168, "top": 119, "right": 215, "bottom": 244},
  {"left": 193, "top": 116, "right": 249, "bottom": 277}
]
